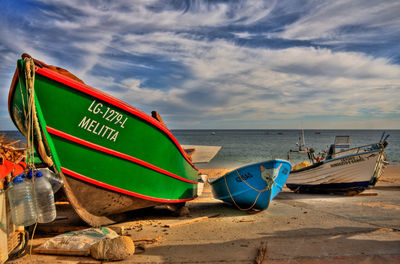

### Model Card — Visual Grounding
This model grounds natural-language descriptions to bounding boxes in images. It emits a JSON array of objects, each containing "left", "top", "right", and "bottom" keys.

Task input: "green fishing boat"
[{"left": 8, "top": 54, "right": 200, "bottom": 226}]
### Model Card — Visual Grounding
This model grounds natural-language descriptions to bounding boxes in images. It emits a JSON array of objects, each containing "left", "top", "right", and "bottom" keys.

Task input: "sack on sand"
[{"left": 35, "top": 227, "right": 119, "bottom": 256}]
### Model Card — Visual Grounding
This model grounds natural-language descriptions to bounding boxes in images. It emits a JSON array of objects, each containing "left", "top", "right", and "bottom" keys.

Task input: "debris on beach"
[
  {"left": 0, "top": 133, "right": 26, "bottom": 164},
  {"left": 254, "top": 241, "right": 267, "bottom": 264},
  {"left": 163, "top": 213, "right": 220, "bottom": 228}
]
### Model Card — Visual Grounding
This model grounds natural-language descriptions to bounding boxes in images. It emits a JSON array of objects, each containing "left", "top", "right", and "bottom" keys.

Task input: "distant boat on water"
[
  {"left": 286, "top": 133, "right": 389, "bottom": 195},
  {"left": 8, "top": 54, "right": 202, "bottom": 226},
  {"left": 208, "top": 160, "right": 292, "bottom": 211}
]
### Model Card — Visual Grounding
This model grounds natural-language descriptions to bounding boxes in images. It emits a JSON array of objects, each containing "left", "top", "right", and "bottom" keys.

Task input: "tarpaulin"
[{"left": 0, "top": 157, "right": 26, "bottom": 180}]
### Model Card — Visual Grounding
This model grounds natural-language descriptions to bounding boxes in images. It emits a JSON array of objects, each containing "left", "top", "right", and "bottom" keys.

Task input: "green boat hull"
[{"left": 8, "top": 57, "right": 199, "bottom": 226}]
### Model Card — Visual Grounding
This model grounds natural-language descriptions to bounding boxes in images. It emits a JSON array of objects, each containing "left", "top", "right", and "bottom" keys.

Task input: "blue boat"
[{"left": 208, "top": 160, "right": 292, "bottom": 211}]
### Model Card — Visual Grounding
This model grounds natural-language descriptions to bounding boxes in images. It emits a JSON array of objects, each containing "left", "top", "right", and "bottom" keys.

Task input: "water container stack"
[
  {"left": 8, "top": 168, "right": 58, "bottom": 226},
  {"left": 37, "top": 168, "right": 63, "bottom": 194},
  {"left": 7, "top": 174, "right": 37, "bottom": 226},
  {"left": 33, "top": 170, "right": 57, "bottom": 223}
]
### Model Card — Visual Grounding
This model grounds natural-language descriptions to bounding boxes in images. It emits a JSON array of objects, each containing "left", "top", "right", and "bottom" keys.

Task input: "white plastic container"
[
  {"left": 37, "top": 168, "right": 63, "bottom": 194},
  {"left": 7, "top": 175, "right": 37, "bottom": 226},
  {"left": 33, "top": 171, "right": 56, "bottom": 223}
]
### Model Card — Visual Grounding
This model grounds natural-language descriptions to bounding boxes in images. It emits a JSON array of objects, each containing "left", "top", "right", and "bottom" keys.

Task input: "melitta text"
[{"left": 78, "top": 116, "right": 119, "bottom": 142}]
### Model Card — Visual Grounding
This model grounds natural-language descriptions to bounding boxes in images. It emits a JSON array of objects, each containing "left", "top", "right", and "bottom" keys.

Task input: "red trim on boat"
[
  {"left": 35, "top": 67, "right": 197, "bottom": 170},
  {"left": 61, "top": 167, "right": 196, "bottom": 203},
  {"left": 47, "top": 126, "right": 198, "bottom": 184}
]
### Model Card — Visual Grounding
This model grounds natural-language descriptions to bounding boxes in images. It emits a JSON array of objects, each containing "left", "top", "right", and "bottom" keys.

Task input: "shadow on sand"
[{"left": 135, "top": 225, "right": 400, "bottom": 263}]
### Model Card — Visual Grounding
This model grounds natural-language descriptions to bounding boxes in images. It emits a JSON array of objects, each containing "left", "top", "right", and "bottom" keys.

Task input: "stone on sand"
[{"left": 90, "top": 236, "right": 135, "bottom": 261}]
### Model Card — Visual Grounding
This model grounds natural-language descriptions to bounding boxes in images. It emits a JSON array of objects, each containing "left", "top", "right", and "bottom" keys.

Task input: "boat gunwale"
[
  {"left": 291, "top": 148, "right": 382, "bottom": 174},
  {"left": 332, "top": 141, "right": 385, "bottom": 158},
  {"left": 7, "top": 61, "right": 197, "bottom": 171},
  {"left": 47, "top": 126, "right": 199, "bottom": 184},
  {"left": 208, "top": 159, "right": 292, "bottom": 186}
]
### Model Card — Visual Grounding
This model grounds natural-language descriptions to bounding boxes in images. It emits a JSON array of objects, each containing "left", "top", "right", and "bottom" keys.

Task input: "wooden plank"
[
  {"left": 34, "top": 247, "right": 90, "bottom": 256},
  {"left": 132, "top": 237, "right": 162, "bottom": 244},
  {"left": 239, "top": 219, "right": 256, "bottom": 223},
  {"left": 356, "top": 193, "right": 378, "bottom": 196},
  {"left": 55, "top": 201, "right": 70, "bottom": 205},
  {"left": 35, "top": 225, "right": 87, "bottom": 234},
  {"left": 164, "top": 214, "right": 220, "bottom": 228},
  {"left": 7, "top": 231, "right": 21, "bottom": 254},
  {"left": 151, "top": 111, "right": 167, "bottom": 128}
]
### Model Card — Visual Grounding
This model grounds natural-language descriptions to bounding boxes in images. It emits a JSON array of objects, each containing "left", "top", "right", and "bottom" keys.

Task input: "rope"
[
  {"left": 22, "top": 58, "right": 52, "bottom": 257},
  {"left": 23, "top": 58, "right": 54, "bottom": 167},
  {"left": 24, "top": 58, "right": 36, "bottom": 168},
  {"left": 223, "top": 168, "right": 275, "bottom": 211}
]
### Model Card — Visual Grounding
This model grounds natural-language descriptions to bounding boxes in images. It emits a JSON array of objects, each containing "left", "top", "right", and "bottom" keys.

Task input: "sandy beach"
[{"left": 5, "top": 164, "right": 400, "bottom": 263}]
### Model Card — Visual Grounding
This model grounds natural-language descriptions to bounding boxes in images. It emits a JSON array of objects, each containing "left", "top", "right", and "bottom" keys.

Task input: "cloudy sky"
[{"left": 1, "top": 0, "right": 400, "bottom": 130}]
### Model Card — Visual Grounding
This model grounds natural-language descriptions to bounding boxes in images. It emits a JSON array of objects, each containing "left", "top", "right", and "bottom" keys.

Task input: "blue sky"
[{"left": 1, "top": 0, "right": 400, "bottom": 130}]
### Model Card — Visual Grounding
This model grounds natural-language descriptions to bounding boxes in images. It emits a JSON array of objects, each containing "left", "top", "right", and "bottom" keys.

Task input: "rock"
[
  {"left": 166, "top": 203, "right": 191, "bottom": 216},
  {"left": 90, "top": 236, "right": 135, "bottom": 261},
  {"left": 174, "top": 206, "right": 191, "bottom": 217}
]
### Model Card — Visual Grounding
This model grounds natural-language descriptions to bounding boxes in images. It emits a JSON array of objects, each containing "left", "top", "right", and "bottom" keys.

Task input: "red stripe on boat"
[
  {"left": 61, "top": 167, "right": 195, "bottom": 203},
  {"left": 36, "top": 66, "right": 197, "bottom": 170},
  {"left": 47, "top": 126, "right": 198, "bottom": 184}
]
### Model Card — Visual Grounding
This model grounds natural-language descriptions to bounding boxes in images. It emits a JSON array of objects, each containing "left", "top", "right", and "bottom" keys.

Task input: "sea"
[
  {"left": 2, "top": 129, "right": 400, "bottom": 169},
  {"left": 172, "top": 129, "right": 400, "bottom": 169}
]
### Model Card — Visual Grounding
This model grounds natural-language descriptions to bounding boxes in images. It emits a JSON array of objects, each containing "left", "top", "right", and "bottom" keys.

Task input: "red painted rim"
[
  {"left": 61, "top": 167, "right": 196, "bottom": 203},
  {"left": 47, "top": 126, "right": 198, "bottom": 184}
]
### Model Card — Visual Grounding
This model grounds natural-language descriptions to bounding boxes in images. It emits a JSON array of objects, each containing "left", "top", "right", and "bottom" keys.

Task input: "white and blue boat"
[
  {"left": 286, "top": 134, "right": 389, "bottom": 194},
  {"left": 208, "top": 160, "right": 292, "bottom": 211}
]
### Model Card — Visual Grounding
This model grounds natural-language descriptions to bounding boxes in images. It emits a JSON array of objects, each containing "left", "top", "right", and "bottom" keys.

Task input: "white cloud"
[
  {"left": 276, "top": 0, "right": 400, "bottom": 41},
  {"left": 1, "top": 0, "right": 400, "bottom": 129},
  {"left": 35, "top": 0, "right": 278, "bottom": 34},
  {"left": 108, "top": 34, "right": 400, "bottom": 123}
]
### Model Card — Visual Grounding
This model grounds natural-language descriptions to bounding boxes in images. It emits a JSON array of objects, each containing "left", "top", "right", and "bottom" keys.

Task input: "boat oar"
[{"left": 379, "top": 132, "right": 385, "bottom": 142}]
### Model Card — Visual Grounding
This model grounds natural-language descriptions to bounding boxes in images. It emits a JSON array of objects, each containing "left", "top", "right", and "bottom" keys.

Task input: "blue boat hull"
[{"left": 209, "top": 160, "right": 292, "bottom": 211}]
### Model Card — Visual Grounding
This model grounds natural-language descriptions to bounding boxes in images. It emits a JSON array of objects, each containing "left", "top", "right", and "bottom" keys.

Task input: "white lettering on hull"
[
  {"left": 78, "top": 116, "right": 120, "bottom": 142},
  {"left": 77, "top": 100, "right": 130, "bottom": 143},
  {"left": 88, "top": 100, "right": 128, "bottom": 128}
]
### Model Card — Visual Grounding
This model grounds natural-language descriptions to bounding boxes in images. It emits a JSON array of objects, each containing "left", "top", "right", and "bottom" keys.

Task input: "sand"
[
  {"left": 5, "top": 165, "right": 400, "bottom": 263},
  {"left": 373, "top": 165, "right": 400, "bottom": 185}
]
